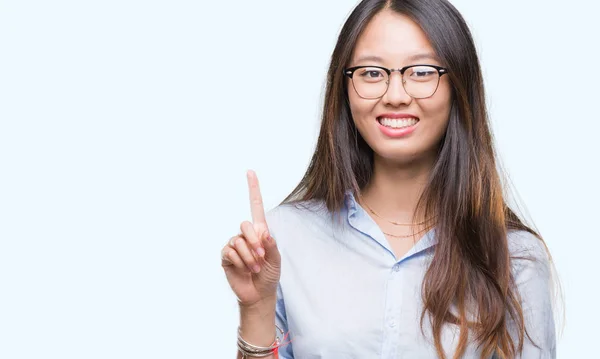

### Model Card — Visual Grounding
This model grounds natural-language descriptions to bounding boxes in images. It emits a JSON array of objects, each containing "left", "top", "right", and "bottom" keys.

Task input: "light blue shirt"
[{"left": 265, "top": 191, "right": 556, "bottom": 359}]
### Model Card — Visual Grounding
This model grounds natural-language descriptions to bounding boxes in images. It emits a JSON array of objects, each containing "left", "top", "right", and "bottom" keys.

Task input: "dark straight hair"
[{"left": 281, "top": 0, "right": 557, "bottom": 358}]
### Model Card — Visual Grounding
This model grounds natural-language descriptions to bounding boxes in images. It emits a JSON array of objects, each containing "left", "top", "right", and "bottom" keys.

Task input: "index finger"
[{"left": 247, "top": 170, "right": 267, "bottom": 225}]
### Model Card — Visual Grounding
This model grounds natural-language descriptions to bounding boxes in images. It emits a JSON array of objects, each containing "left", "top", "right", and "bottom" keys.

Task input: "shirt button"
[
  {"left": 388, "top": 320, "right": 396, "bottom": 328},
  {"left": 393, "top": 264, "right": 400, "bottom": 272}
]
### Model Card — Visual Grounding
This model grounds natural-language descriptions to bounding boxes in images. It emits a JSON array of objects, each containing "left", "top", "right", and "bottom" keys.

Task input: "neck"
[{"left": 359, "top": 153, "right": 436, "bottom": 223}]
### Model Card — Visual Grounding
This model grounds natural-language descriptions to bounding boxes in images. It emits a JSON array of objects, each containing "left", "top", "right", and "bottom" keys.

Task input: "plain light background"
[{"left": 1, "top": 0, "right": 598, "bottom": 357}]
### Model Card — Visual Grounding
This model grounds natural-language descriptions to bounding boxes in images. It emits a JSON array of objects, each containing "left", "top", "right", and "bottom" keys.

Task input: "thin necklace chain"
[
  {"left": 383, "top": 227, "right": 430, "bottom": 238},
  {"left": 360, "top": 197, "right": 436, "bottom": 239},
  {"left": 361, "top": 198, "right": 433, "bottom": 226}
]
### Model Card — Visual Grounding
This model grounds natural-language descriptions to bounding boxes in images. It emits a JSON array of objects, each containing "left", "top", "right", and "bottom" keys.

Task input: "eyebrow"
[{"left": 354, "top": 53, "right": 440, "bottom": 64}]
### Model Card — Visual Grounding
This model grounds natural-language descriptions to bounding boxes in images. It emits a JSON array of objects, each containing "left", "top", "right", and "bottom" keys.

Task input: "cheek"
[
  {"left": 427, "top": 100, "right": 451, "bottom": 123},
  {"left": 422, "top": 87, "right": 452, "bottom": 126},
  {"left": 347, "top": 89, "right": 370, "bottom": 122}
]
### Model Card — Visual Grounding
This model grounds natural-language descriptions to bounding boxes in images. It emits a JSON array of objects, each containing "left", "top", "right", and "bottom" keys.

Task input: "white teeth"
[{"left": 378, "top": 117, "right": 419, "bottom": 129}]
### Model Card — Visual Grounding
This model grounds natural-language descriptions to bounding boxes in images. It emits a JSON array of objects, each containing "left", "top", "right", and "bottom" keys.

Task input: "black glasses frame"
[{"left": 343, "top": 64, "right": 449, "bottom": 99}]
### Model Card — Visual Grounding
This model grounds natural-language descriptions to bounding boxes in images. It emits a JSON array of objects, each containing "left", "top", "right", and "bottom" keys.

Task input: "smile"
[
  {"left": 377, "top": 117, "right": 419, "bottom": 129},
  {"left": 376, "top": 117, "right": 420, "bottom": 138}
]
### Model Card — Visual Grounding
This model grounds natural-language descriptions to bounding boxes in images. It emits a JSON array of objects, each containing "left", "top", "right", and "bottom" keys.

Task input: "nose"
[{"left": 381, "top": 72, "right": 412, "bottom": 106}]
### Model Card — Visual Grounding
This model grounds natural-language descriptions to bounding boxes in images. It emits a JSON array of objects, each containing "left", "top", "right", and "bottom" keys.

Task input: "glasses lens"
[
  {"left": 403, "top": 66, "right": 440, "bottom": 99},
  {"left": 352, "top": 67, "right": 389, "bottom": 99}
]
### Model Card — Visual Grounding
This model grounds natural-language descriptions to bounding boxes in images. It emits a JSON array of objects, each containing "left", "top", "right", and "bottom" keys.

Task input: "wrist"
[
  {"left": 239, "top": 296, "right": 277, "bottom": 347},
  {"left": 239, "top": 295, "right": 277, "bottom": 312}
]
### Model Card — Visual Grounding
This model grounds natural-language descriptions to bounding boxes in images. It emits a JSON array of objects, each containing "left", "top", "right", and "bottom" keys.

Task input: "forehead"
[{"left": 351, "top": 9, "right": 440, "bottom": 65}]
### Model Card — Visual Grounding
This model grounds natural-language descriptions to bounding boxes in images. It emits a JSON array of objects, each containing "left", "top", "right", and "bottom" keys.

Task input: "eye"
[
  {"left": 414, "top": 70, "right": 435, "bottom": 77},
  {"left": 406, "top": 66, "right": 438, "bottom": 82},
  {"left": 412, "top": 69, "right": 435, "bottom": 77},
  {"left": 356, "top": 67, "right": 387, "bottom": 82},
  {"left": 363, "top": 70, "right": 382, "bottom": 78}
]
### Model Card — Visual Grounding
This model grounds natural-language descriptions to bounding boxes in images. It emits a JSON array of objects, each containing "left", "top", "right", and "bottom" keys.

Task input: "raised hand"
[{"left": 221, "top": 170, "right": 281, "bottom": 307}]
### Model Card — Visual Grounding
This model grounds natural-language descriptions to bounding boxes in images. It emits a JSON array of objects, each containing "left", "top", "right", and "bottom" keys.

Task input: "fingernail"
[
  {"left": 252, "top": 265, "right": 261, "bottom": 273},
  {"left": 256, "top": 247, "right": 265, "bottom": 257}
]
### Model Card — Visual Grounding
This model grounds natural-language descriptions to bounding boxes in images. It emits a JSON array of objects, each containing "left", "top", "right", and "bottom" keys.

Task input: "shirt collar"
[
  {"left": 344, "top": 189, "right": 438, "bottom": 257},
  {"left": 344, "top": 189, "right": 358, "bottom": 218}
]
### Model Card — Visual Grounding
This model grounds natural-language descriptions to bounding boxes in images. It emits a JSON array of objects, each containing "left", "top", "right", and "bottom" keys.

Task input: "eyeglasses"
[{"left": 343, "top": 64, "right": 449, "bottom": 99}]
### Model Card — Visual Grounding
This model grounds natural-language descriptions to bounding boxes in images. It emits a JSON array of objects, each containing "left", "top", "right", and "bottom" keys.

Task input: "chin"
[{"left": 373, "top": 145, "right": 420, "bottom": 162}]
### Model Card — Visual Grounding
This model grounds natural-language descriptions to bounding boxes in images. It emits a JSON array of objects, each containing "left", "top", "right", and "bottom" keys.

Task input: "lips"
[{"left": 376, "top": 117, "right": 419, "bottom": 137}]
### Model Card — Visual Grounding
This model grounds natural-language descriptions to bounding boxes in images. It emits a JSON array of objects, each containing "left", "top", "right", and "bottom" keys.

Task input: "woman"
[{"left": 221, "top": 0, "right": 557, "bottom": 358}]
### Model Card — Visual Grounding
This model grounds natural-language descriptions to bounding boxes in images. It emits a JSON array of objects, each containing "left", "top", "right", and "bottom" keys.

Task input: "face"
[{"left": 346, "top": 10, "right": 452, "bottom": 164}]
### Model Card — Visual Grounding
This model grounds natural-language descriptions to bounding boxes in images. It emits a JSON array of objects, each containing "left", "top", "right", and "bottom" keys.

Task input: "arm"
[
  {"left": 222, "top": 171, "right": 283, "bottom": 359},
  {"left": 235, "top": 283, "right": 293, "bottom": 359},
  {"left": 511, "top": 232, "right": 557, "bottom": 358},
  {"left": 274, "top": 282, "right": 294, "bottom": 359},
  {"left": 236, "top": 297, "right": 277, "bottom": 359}
]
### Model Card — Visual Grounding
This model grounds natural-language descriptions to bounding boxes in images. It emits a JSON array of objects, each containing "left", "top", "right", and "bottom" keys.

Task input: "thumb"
[{"left": 261, "top": 232, "right": 280, "bottom": 263}]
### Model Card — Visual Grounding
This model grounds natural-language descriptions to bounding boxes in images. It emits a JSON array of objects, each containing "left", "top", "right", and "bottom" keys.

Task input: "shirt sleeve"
[
  {"left": 510, "top": 231, "right": 557, "bottom": 359},
  {"left": 266, "top": 206, "right": 294, "bottom": 358},
  {"left": 275, "top": 282, "right": 294, "bottom": 359}
]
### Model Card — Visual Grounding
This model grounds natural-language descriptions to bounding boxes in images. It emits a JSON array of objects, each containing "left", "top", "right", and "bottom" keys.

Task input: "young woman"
[{"left": 221, "top": 0, "right": 557, "bottom": 358}]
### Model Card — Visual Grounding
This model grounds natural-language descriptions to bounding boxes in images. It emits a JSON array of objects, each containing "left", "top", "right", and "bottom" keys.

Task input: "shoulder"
[
  {"left": 266, "top": 200, "right": 322, "bottom": 224},
  {"left": 506, "top": 229, "right": 549, "bottom": 260},
  {"left": 506, "top": 229, "right": 553, "bottom": 282},
  {"left": 264, "top": 199, "right": 328, "bottom": 235},
  {"left": 264, "top": 198, "right": 345, "bottom": 252},
  {"left": 265, "top": 199, "right": 334, "bottom": 229}
]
